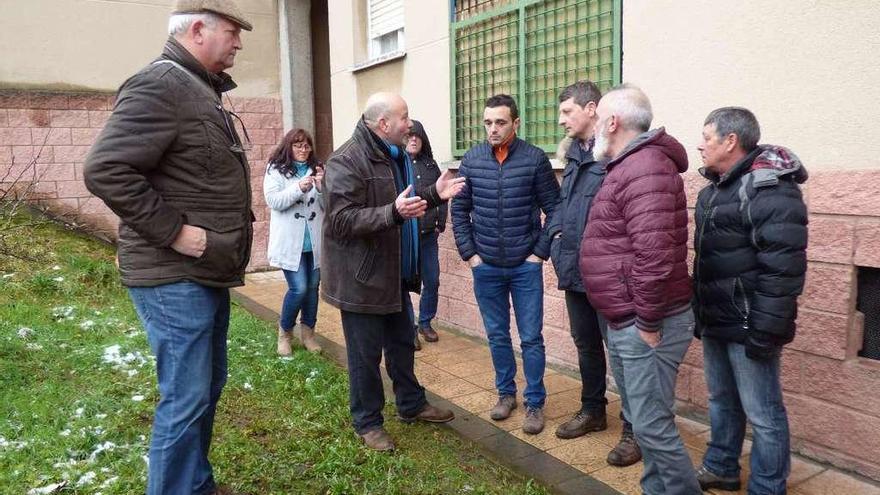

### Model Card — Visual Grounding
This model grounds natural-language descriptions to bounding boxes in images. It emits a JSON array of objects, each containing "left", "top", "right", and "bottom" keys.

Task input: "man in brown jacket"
[
  {"left": 322, "top": 92, "right": 464, "bottom": 451},
  {"left": 83, "top": 2, "right": 253, "bottom": 493}
]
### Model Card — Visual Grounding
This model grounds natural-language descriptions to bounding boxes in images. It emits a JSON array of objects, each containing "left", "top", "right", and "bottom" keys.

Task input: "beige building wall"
[
  {"left": 0, "top": 0, "right": 280, "bottom": 98},
  {"left": 622, "top": 0, "right": 880, "bottom": 171},
  {"left": 327, "top": 0, "right": 453, "bottom": 161}
]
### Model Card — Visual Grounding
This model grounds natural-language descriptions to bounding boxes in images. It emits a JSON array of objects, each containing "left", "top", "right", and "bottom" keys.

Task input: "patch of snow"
[
  {"left": 131, "top": 395, "right": 145, "bottom": 402},
  {"left": 243, "top": 382, "right": 253, "bottom": 390},
  {"left": 52, "top": 306, "right": 75, "bottom": 320},
  {"left": 52, "top": 265, "right": 61, "bottom": 271},
  {"left": 75, "top": 471, "right": 96, "bottom": 486},
  {"left": 26, "top": 343, "right": 44, "bottom": 351},
  {"left": 26, "top": 481, "right": 67, "bottom": 494},
  {"left": 17, "top": 327, "right": 33, "bottom": 339},
  {"left": 79, "top": 320, "right": 95, "bottom": 329},
  {"left": 52, "top": 277, "right": 64, "bottom": 282},
  {"left": 87, "top": 441, "right": 116, "bottom": 462},
  {"left": 2, "top": 273, "right": 15, "bottom": 279}
]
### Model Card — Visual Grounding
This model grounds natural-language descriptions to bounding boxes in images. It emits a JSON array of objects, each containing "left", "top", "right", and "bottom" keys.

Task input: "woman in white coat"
[{"left": 264, "top": 128, "right": 324, "bottom": 355}]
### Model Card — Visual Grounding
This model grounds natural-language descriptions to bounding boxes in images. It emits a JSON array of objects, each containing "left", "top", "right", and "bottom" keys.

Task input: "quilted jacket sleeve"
[
  {"left": 746, "top": 179, "right": 808, "bottom": 351},
  {"left": 618, "top": 152, "right": 684, "bottom": 332},
  {"left": 450, "top": 159, "right": 477, "bottom": 261},
  {"left": 532, "top": 153, "right": 561, "bottom": 259}
]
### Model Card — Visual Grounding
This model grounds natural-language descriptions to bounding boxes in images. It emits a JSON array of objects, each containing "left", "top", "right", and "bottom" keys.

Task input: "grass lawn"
[{"left": 0, "top": 211, "right": 548, "bottom": 494}]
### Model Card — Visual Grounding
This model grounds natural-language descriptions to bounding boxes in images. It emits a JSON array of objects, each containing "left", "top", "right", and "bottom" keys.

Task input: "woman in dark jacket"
[{"left": 404, "top": 120, "right": 447, "bottom": 348}]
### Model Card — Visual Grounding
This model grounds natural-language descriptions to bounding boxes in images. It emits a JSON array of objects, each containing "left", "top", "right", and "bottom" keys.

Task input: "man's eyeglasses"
[{"left": 216, "top": 104, "right": 253, "bottom": 154}]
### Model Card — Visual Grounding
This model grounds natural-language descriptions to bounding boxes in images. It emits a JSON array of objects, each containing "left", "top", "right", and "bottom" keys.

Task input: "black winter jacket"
[
  {"left": 547, "top": 138, "right": 605, "bottom": 292},
  {"left": 693, "top": 145, "right": 808, "bottom": 358},
  {"left": 451, "top": 137, "right": 560, "bottom": 267},
  {"left": 409, "top": 120, "right": 447, "bottom": 235}
]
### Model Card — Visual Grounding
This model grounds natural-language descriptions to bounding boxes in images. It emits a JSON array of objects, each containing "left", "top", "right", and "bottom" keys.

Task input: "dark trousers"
[
  {"left": 565, "top": 290, "right": 608, "bottom": 414},
  {"left": 340, "top": 288, "right": 427, "bottom": 434}
]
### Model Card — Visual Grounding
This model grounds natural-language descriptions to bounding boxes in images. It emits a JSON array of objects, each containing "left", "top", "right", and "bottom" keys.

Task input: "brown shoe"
[
  {"left": 300, "top": 324, "right": 322, "bottom": 353},
  {"left": 555, "top": 410, "right": 607, "bottom": 439},
  {"left": 398, "top": 403, "right": 455, "bottom": 424},
  {"left": 489, "top": 395, "right": 517, "bottom": 420},
  {"left": 359, "top": 427, "right": 395, "bottom": 452},
  {"left": 522, "top": 406, "right": 545, "bottom": 435},
  {"left": 418, "top": 324, "right": 439, "bottom": 342},
  {"left": 277, "top": 324, "right": 292, "bottom": 356},
  {"left": 607, "top": 426, "right": 642, "bottom": 466}
]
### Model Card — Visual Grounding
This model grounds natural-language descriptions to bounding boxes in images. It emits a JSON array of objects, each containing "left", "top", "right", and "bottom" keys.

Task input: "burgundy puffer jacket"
[{"left": 579, "top": 128, "right": 692, "bottom": 332}]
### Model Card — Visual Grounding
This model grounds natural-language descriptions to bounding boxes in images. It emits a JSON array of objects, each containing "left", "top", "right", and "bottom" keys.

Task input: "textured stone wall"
[
  {"left": 0, "top": 89, "right": 281, "bottom": 271},
  {"left": 433, "top": 169, "right": 880, "bottom": 481}
]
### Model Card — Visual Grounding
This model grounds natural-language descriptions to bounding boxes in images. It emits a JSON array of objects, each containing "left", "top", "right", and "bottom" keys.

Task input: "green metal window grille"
[{"left": 450, "top": 0, "right": 621, "bottom": 156}]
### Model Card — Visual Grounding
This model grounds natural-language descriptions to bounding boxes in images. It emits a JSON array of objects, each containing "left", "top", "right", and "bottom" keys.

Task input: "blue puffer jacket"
[{"left": 451, "top": 137, "right": 560, "bottom": 267}]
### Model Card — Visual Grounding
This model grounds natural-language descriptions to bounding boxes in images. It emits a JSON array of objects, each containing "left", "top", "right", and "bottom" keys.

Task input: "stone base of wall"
[
  {"left": 0, "top": 89, "right": 281, "bottom": 271},
  {"left": 433, "top": 168, "right": 880, "bottom": 481}
]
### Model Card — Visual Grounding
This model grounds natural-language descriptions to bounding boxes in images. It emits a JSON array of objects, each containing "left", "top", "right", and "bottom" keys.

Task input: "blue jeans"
[
  {"left": 607, "top": 309, "right": 701, "bottom": 495},
  {"left": 472, "top": 260, "right": 546, "bottom": 408},
  {"left": 407, "top": 231, "right": 440, "bottom": 326},
  {"left": 701, "top": 337, "right": 790, "bottom": 495},
  {"left": 280, "top": 251, "right": 320, "bottom": 330},
  {"left": 128, "top": 281, "right": 230, "bottom": 495},
  {"left": 340, "top": 286, "right": 426, "bottom": 434}
]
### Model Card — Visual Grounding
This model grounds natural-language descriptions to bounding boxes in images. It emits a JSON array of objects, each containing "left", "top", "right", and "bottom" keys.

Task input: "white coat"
[{"left": 264, "top": 162, "right": 324, "bottom": 271}]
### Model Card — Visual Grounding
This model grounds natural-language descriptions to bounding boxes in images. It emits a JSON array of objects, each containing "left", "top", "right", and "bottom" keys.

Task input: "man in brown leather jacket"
[
  {"left": 321, "top": 92, "right": 464, "bottom": 451},
  {"left": 83, "top": 2, "right": 253, "bottom": 493}
]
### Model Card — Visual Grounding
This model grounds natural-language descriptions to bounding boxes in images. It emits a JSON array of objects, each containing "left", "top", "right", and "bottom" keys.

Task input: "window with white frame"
[{"left": 368, "top": 0, "right": 405, "bottom": 59}]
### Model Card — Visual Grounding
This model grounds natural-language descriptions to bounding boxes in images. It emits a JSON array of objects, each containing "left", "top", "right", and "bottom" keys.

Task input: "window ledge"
[{"left": 351, "top": 51, "right": 407, "bottom": 73}]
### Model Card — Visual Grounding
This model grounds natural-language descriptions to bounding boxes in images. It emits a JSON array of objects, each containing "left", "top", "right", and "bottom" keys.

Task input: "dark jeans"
[
  {"left": 280, "top": 251, "right": 320, "bottom": 330},
  {"left": 128, "top": 281, "right": 230, "bottom": 495},
  {"left": 340, "top": 287, "right": 427, "bottom": 434},
  {"left": 407, "top": 231, "right": 440, "bottom": 326},
  {"left": 472, "top": 260, "right": 546, "bottom": 408},
  {"left": 565, "top": 290, "right": 608, "bottom": 414},
  {"left": 701, "top": 337, "right": 790, "bottom": 495}
]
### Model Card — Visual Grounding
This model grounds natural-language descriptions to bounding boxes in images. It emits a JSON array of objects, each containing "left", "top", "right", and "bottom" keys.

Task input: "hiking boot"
[
  {"left": 522, "top": 406, "right": 545, "bottom": 435},
  {"left": 696, "top": 465, "right": 742, "bottom": 491},
  {"left": 414, "top": 332, "right": 422, "bottom": 351},
  {"left": 555, "top": 410, "right": 607, "bottom": 439},
  {"left": 359, "top": 428, "right": 395, "bottom": 452},
  {"left": 606, "top": 426, "right": 642, "bottom": 467},
  {"left": 300, "top": 324, "right": 322, "bottom": 353},
  {"left": 277, "top": 324, "right": 292, "bottom": 356},
  {"left": 397, "top": 403, "right": 455, "bottom": 424},
  {"left": 489, "top": 395, "right": 517, "bottom": 420},
  {"left": 418, "top": 323, "right": 439, "bottom": 342}
]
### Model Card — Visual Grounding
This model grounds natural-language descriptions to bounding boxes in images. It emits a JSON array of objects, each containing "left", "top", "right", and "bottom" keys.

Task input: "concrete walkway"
[{"left": 233, "top": 271, "right": 880, "bottom": 495}]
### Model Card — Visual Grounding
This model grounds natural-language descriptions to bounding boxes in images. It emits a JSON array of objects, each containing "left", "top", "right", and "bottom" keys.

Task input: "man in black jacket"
[
  {"left": 548, "top": 81, "right": 641, "bottom": 467},
  {"left": 692, "top": 107, "right": 808, "bottom": 494},
  {"left": 451, "top": 94, "right": 560, "bottom": 435},
  {"left": 84, "top": 2, "right": 254, "bottom": 493}
]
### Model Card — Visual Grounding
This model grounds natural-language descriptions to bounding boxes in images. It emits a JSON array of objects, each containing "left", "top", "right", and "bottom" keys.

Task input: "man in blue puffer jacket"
[{"left": 451, "top": 94, "right": 560, "bottom": 435}]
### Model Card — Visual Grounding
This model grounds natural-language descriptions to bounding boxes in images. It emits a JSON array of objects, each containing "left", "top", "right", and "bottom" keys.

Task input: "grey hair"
[
  {"left": 602, "top": 83, "right": 653, "bottom": 132},
  {"left": 363, "top": 100, "right": 391, "bottom": 128},
  {"left": 704, "top": 107, "right": 761, "bottom": 152},
  {"left": 168, "top": 12, "right": 218, "bottom": 36}
]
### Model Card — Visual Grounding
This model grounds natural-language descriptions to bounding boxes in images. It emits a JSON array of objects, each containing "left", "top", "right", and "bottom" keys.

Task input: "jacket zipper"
[{"left": 695, "top": 186, "right": 719, "bottom": 323}]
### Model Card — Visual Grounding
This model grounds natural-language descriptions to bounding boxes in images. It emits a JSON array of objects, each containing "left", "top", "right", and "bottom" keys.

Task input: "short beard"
[{"left": 593, "top": 124, "right": 611, "bottom": 159}]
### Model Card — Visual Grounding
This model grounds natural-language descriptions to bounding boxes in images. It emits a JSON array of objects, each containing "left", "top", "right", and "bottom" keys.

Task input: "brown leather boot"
[
  {"left": 277, "top": 324, "right": 292, "bottom": 356},
  {"left": 397, "top": 403, "right": 455, "bottom": 424},
  {"left": 359, "top": 427, "right": 395, "bottom": 452},
  {"left": 300, "top": 324, "right": 322, "bottom": 353},
  {"left": 418, "top": 323, "right": 439, "bottom": 342},
  {"left": 607, "top": 424, "right": 642, "bottom": 466},
  {"left": 522, "top": 406, "right": 545, "bottom": 435},
  {"left": 555, "top": 410, "right": 607, "bottom": 439}
]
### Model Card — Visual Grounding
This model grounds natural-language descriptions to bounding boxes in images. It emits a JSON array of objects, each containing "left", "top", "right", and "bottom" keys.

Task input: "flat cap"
[{"left": 173, "top": 0, "right": 253, "bottom": 31}]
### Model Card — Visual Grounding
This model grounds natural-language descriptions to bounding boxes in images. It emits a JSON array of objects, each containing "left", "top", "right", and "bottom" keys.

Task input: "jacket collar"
[
  {"left": 352, "top": 118, "right": 394, "bottom": 165},
  {"left": 160, "top": 37, "right": 238, "bottom": 94},
  {"left": 699, "top": 147, "right": 761, "bottom": 185}
]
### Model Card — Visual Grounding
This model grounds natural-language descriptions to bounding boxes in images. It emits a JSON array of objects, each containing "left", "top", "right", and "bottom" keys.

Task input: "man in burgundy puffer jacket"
[{"left": 579, "top": 84, "right": 700, "bottom": 495}]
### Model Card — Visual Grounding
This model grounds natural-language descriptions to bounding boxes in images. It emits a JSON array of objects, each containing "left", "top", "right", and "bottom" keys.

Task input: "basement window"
[{"left": 857, "top": 266, "right": 880, "bottom": 360}]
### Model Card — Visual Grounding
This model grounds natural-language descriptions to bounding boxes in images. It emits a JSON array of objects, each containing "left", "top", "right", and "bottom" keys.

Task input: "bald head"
[{"left": 363, "top": 92, "right": 412, "bottom": 145}]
